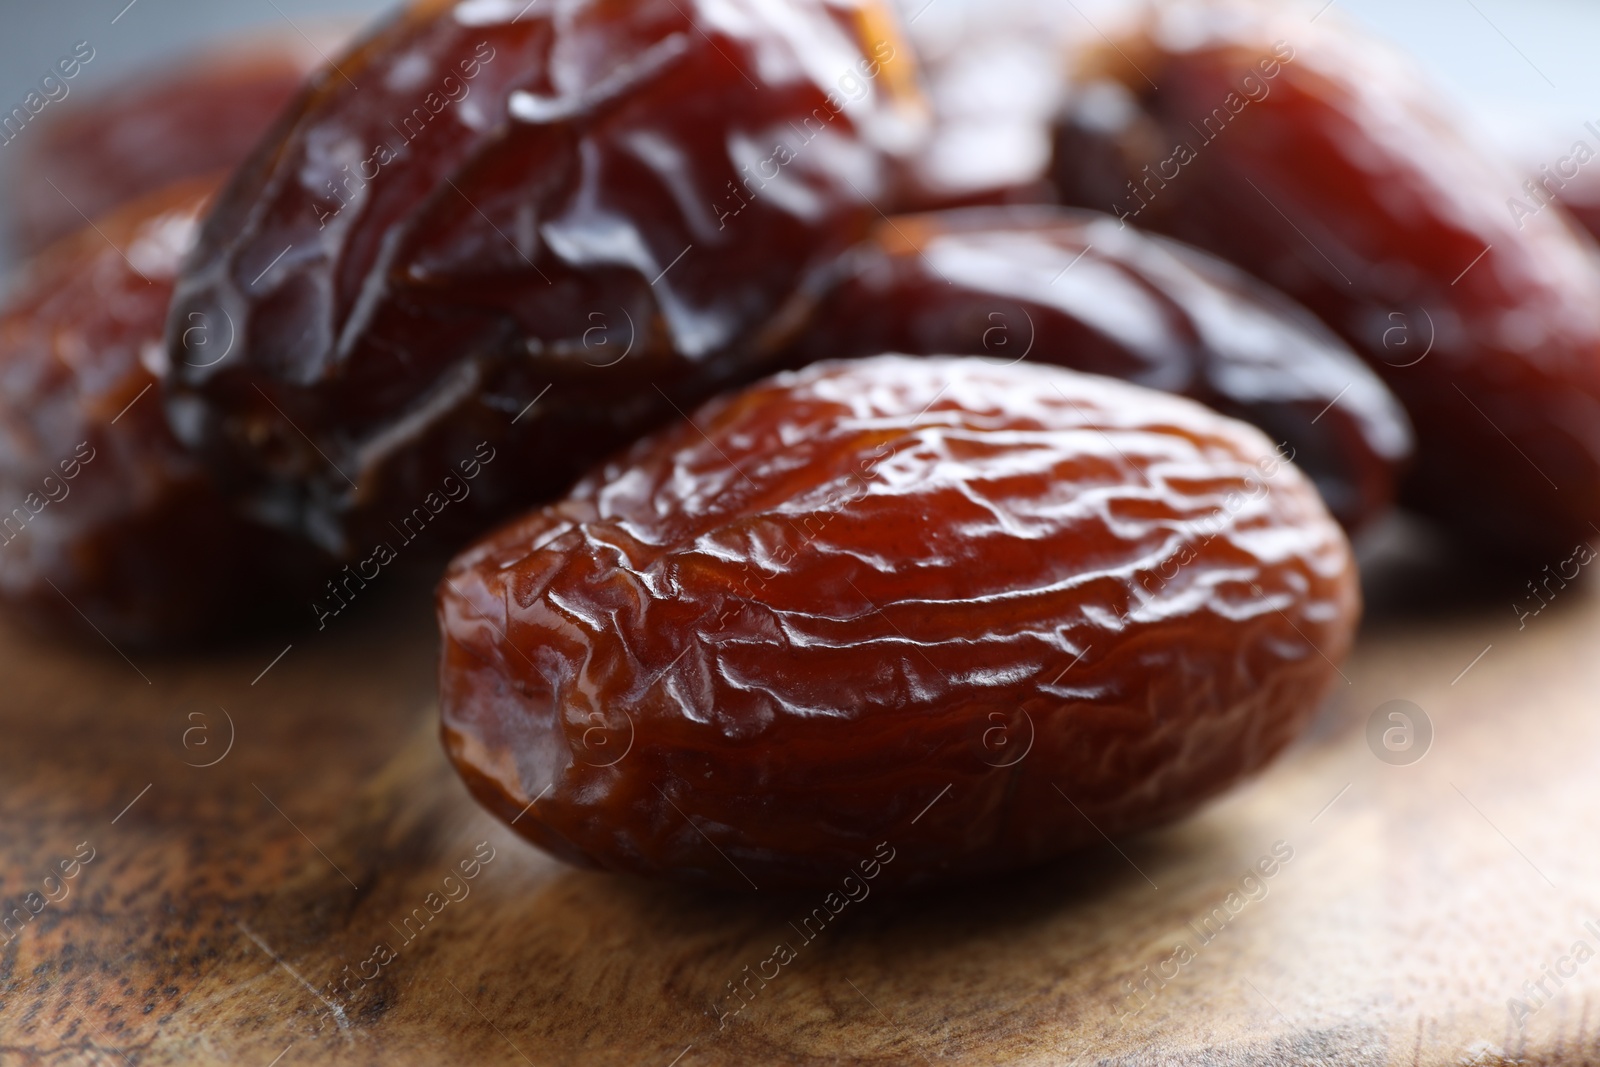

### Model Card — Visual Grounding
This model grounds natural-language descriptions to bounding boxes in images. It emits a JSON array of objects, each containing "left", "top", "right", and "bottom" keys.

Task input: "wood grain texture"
[{"left": 0, "top": 543, "right": 1596, "bottom": 1066}]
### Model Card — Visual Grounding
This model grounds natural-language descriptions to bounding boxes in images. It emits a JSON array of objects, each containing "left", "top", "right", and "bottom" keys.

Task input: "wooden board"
[{"left": 1, "top": 527, "right": 1598, "bottom": 1067}]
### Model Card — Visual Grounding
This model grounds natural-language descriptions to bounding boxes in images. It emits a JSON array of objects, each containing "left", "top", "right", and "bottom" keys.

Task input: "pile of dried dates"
[{"left": 3, "top": 0, "right": 1595, "bottom": 888}]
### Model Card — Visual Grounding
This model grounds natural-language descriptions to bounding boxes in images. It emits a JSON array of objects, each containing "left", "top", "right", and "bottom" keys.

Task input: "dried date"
[
  {"left": 11, "top": 32, "right": 343, "bottom": 256},
  {"left": 1051, "top": 1, "right": 1600, "bottom": 558},
  {"left": 0, "top": 180, "right": 324, "bottom": 645},
  {"left": 439, "top": 355, "right": 1359, "bottom": 888},
  {"left": 785, "top": 206, "right": 1412, "bottom": 530},
  {"left": 165, "top": 0, "right": 926, "bottom": 559}
]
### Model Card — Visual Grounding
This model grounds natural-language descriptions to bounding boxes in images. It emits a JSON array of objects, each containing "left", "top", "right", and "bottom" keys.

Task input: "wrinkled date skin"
[
  {"left": 787, "top": 206, "right": 1412, "bottom": 530},
  {"left": 1051, "top": 1, "right": 1600, "bottom": 558},
  {"left": 166, "top": 0, "right": 924, "bottom": 559},
  {"left": 11, "top": 33, "right": 341, "bottom": 257},
  {"left": 0, "top": 180, "right": 324, "bottom": 645},
  {"left": 439, "top": 356, "right": 1359, "bottom": 889}
]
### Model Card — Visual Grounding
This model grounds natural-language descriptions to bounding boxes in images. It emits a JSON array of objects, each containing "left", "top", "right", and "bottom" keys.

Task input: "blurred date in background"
[{"left": 2, "top": 0, "right": 1599, "bottom": 278}]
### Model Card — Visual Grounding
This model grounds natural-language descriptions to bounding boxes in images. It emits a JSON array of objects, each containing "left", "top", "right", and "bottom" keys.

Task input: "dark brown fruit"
[
  {"left": 10, "top": 31, "right": 345, "bottom": 257},
  {"left": 786, "top": 206, "right": 1412, "bottom": 530},
  {"left": 439, "top": 355, "right": 1359, "bottom": 889},
  {"left": 166, "top": 0, "right": 926, "bottom": 560},
  {"left": 0, "top": 180, "right": 324, "bottom": 646},
  {"left": 1050, "top": 1, "right": 1600, "bottom": 558}
]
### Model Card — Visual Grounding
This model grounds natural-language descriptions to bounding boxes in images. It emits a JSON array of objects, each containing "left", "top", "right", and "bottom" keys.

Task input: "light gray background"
[{"left": 0, "top": 0, "right": 1596, "bottom": 267}]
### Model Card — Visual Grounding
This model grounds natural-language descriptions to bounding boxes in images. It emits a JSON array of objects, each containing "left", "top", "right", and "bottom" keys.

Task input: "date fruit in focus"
[
  {"left": 0, "top": 180, "right": 324, "bottom": 645},
  {"left": 1051, "top": 0, "right": 1600, "bottom": 558},
  {"left": 787, "top": 206, "right": 1412, "bottom": 530},
  {"left": 10, "top": 31, "right": 347, "bottom": 256},
  {"left": 439, "top": 355, "right": 1359, "bottom": 889},
  {"left": 166, "top": 0, "right": 926, "bottom": 559}
]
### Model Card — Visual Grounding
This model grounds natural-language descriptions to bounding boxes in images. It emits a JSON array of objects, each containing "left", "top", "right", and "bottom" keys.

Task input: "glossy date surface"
[
  {"left": 0, "top": 181, "right": 321, "bottom": 645},
  {"left": 786, "top": 206, "right": 1412, "bottom": 530},
  {"left": 11, "top": 32, "right": 340, "bottom": 257},
  {"left": 439, "top": 356, "right": 1359, "bottom": 889},
  {"left": 1051, "top": 1, "right": 1600, "bottom": 558},
  {"left": 166, "top": 0, "right": 925, "bottom": 559}
]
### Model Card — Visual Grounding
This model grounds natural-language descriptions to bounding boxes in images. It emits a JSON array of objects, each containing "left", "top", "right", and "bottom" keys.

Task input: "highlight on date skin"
[
  {"left": 437, "top": 355, "right": 1359, "bottom": 889},
  {"left": 1050, "top": 0, "right": 1600, "bottom": 559}
]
